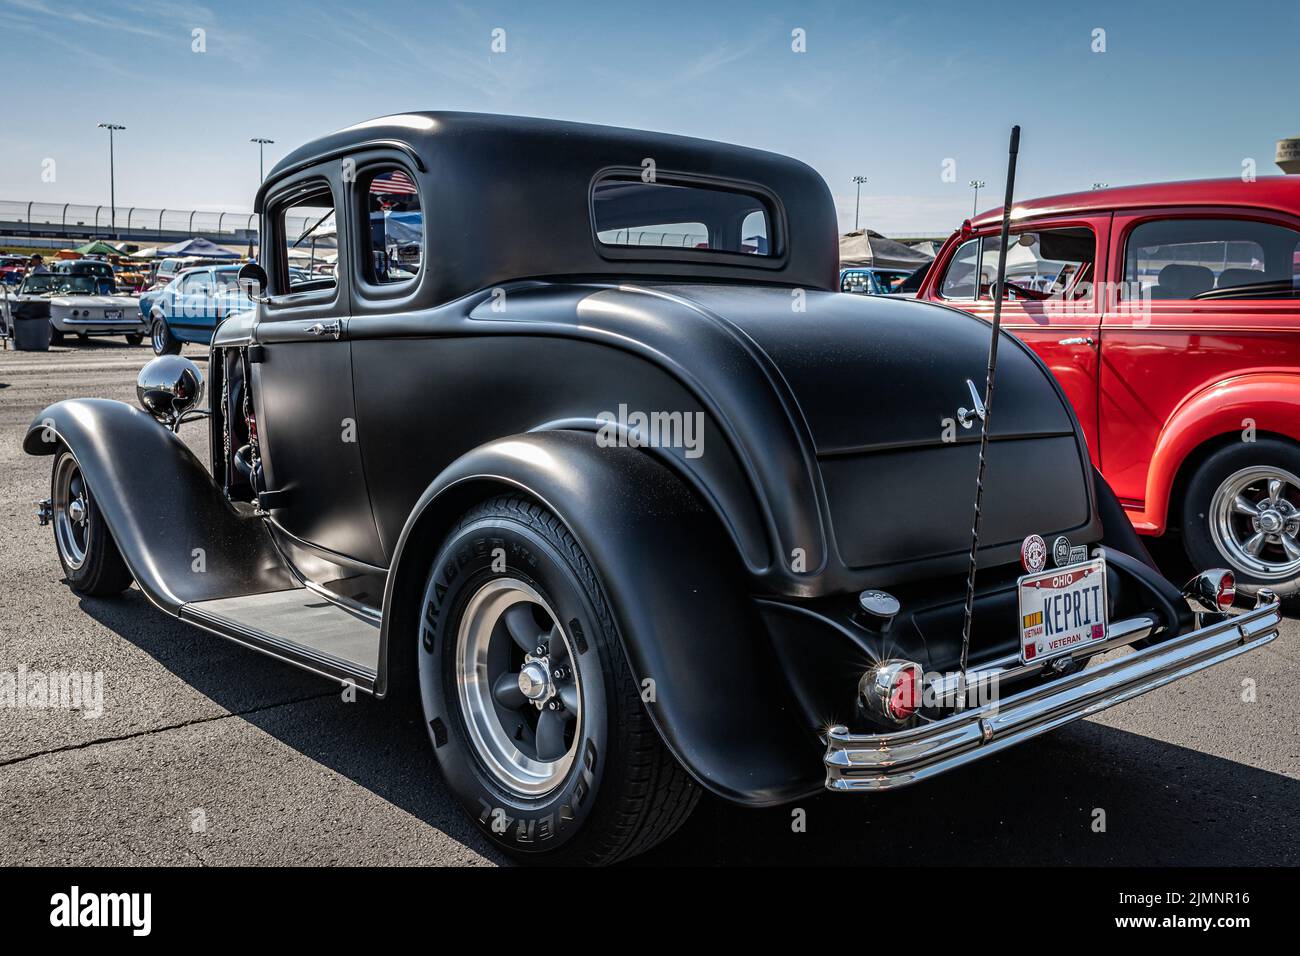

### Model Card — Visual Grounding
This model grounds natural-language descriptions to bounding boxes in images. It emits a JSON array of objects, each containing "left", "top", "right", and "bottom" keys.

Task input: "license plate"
[
  {"left": 1017, "top": 557, "right": 1108, "bottom": 664},
  {"left": 104, "top": 309, "right": 122, "bottom": 319}
]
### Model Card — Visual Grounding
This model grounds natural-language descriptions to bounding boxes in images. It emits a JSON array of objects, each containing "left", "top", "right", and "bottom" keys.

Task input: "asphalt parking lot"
[{"left": 1, "top": 341, "right": 1297, "bottom": 866}]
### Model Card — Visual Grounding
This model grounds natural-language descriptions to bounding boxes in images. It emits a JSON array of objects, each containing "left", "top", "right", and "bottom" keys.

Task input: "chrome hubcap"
[
  {"left": 53, "top": 455, "right": 91, "bottom": 571},
  {"left": 1210, "top": 466, "right": 1300, "bottom": 579},
  {"left": 455, "top": 578, "right": 581, "bottom": 796}
]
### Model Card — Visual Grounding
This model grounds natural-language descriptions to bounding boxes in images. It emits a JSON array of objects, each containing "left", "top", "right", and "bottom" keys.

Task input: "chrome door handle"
[
  {"left": 306, "top": 320, "right": 341, "bottom": 339},
  {"left": 1057, "top": 336, "right": 1095, "bottom": 346},
  {"left": 957, "top": 378, "right": 986, "bottom": 429}
]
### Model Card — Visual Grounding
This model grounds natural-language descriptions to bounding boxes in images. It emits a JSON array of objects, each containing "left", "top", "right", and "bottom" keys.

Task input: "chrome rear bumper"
[{"left": 824, "top": 591, "right": 1281, "bottom": 792}]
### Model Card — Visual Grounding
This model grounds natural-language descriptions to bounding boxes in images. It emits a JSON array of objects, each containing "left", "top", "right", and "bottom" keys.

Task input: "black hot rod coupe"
[{"left": 26, "top": 113, "right": 1281, "bottom": 864}]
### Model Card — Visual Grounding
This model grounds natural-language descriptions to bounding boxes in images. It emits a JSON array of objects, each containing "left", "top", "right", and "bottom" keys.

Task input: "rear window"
[{"left": 593, "top": 178, "right": 772, "bottom": 256}]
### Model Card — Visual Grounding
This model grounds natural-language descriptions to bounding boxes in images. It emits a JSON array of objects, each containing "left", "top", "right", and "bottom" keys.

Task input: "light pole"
[
  {"left": 851, "top": 175, "right": 868, "bottom": 231},
  {"left": 968, "top": 179, "right": 986, "bottom": 217},
  {"left": 251, "top": 137, "right": 275, "bottom": 181},
  {"left": 97, "top": 123, "right": 125, "bottom": 238}
]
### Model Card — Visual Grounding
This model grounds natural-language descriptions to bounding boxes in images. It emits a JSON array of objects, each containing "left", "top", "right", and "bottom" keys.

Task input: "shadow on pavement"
[{"left": 83, "top": 587, "right": 1298, "bottom": 867}]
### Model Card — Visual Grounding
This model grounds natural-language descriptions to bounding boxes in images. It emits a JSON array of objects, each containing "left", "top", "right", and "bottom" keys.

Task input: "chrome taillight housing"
[
  {"left": 1183, "top": 569, "right": 1236, "bottom": 612},
  {"left": 859, "top": 660, "right": 922, "bottom": 724}
]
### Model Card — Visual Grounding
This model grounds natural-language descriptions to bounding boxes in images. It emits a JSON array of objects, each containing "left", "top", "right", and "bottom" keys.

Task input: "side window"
[
  {"left": 184, "top": 271, "right": 212, "bottom": 296},
  {"left": 939, "top": 237, "right": 979, "bottom": 299},
  {"left": 978, "top": 227, "right": 1095, "bottom": 300},
  {"left": 1125, "top": 217, "right": 1300, "bottom": 300},
  {"left": 360, "top": 167, "right": 423, "bottom": 285},
  {"left": 275, "top": 181, "right": 337, "bottom": 295}
]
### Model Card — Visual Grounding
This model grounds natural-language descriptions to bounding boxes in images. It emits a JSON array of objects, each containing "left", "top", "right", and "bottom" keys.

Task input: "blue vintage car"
[
  {"left": 838, "top": 265, "right": 920, "bottom": 296},
  {"left": 142, "top": 264, "right": 254, "bottom": 354}
]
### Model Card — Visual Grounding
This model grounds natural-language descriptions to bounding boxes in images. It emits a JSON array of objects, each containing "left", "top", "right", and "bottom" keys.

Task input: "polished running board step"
[{"left": 180, "top": 588, "right": 379, "bottom": 691}]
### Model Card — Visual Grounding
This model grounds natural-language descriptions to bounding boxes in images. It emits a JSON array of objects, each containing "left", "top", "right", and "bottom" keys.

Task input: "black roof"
[{"left": 258, "top": 112, "right": 839, "bottom": 304}]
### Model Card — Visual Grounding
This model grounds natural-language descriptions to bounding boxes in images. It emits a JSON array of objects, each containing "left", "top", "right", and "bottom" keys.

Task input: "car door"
[
  {"left": 1100, "top": 208, "right": 1300, "bottom": 510},
  {"left": 249, "top": 163, "right": 386, "bottom": 568},
  {"left": 169, "top": 268, "right": 211, "bottom": 339},
  {"left": 930, "top": 216, "right": 1109, "bottom": 464}
]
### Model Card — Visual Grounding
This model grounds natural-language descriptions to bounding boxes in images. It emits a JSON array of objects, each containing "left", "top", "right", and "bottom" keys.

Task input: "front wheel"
[
  {"left": 125, "top": 332, "right": 144, "bottom": 346},
  {"left": 50, "top": 327, "right": 65, "bottom": 345},
  {"left": 50, "top": 449, "right": 133, "bottom": 596},
  {"left": 151, "top": 316, "right": 180, "bottom": 355},
  {"left": 1182, "top": 439, "right": 1300, "bottom": 599},
  {"left": 418, "top": 496, "right": 698, "bottom": 864}
]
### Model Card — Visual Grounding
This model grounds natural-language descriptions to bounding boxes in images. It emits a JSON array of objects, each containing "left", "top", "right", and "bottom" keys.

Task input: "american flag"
[{"left": 370, "top": 170, "right": 418, "bottom": 195}]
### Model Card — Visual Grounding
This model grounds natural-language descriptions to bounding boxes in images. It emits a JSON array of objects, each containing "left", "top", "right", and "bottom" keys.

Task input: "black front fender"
[
  {"left": 379, "top": 429, "right": 822, "bottom": 806},
  {"left": 24, "top": 399, "right": 294, "bottom": 613}
]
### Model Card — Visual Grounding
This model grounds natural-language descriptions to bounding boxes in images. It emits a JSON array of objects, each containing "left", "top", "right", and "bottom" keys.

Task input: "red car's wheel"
[{"left": 1182, "top": 439, "right": 1300, "bottom": 599}]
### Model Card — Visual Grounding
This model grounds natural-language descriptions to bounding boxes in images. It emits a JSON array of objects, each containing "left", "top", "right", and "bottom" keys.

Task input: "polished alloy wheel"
[
  {"left": 53, "top": 453, "right": 91, "bottom": 571},
  {"left": 455, "top": 577, "right": 582, "bottom": 795},
  {"left": 151, "top": 320, "right": 167, "bottom": 354},
  {"left": 1210, "top": 465, "right": 1300, "bottom": 580}
]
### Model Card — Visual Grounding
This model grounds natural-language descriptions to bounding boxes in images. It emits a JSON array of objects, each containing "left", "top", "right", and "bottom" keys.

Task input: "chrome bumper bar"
[{"left": 824, "top": 592, "right": 1282, "bottom": 792}]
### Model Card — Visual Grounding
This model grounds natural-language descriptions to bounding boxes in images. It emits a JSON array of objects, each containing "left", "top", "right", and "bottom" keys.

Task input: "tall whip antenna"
[{"left": 957, "top": 125, "right": 1021, "bottom": 703}]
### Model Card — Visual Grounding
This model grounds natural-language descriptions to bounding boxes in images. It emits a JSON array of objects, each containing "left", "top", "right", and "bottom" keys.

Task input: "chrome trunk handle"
[{"left": 306, "top": 320, "right": 341, "bottom": 339}]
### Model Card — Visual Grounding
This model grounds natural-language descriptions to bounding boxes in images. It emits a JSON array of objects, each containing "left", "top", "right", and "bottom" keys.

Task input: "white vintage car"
[{"left": 9, "top": 272, "right": 147, "bottom": 345}]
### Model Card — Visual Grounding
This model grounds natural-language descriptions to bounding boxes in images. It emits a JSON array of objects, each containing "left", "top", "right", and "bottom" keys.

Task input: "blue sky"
[{"left": 2, "top": 0, "right": 1295, "bottom": 234}]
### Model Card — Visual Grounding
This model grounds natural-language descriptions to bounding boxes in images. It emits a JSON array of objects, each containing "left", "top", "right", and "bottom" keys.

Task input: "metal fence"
[{"left": 0, "top": 199, "right": 321, "bottom": 246}]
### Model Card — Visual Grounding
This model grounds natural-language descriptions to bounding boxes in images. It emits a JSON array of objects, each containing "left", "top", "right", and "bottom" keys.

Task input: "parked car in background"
[
  {"left": 838, "top": 265, "right": 914, "bottom": 295},
  {"left": 0, "top": 254, "right": 28, "bottom": 285},
  {"left": 918, "top": 177, "right": 1300, "bottom": 597},
  {"left": 144, "top": 256, "right": 192, "bottom": 292},
  {"left": 7, "top": 270, "right": 146, "bottom": 344},
  {"left": 50, "top": 258, "right": 116, "bottom": 283},
  {"left": 25, "top": 113, "right": 1280, "bottom": 865},
  {"left": 114, "top": 264, "right": 149, "bottom": 294},
  {"left": 142, "top": 263, "right": 253, "bottom": 354}
]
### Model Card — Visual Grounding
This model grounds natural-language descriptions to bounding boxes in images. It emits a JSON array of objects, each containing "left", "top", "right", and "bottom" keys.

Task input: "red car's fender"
[{"left": 1142, "top": 372, "right": 1300, "bottom": 534}]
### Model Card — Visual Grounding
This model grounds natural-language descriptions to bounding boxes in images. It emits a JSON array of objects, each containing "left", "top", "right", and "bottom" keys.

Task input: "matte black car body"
[{"left": 25, "top": 113, "right": 1280, "bottom": 824}]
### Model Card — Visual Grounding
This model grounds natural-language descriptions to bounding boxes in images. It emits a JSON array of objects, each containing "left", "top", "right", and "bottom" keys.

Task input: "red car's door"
[
  {"left": 926, "top": 215, "right": 1109, "bottom": 464},
  {"left": 1100, "top": 208, "right": 1300, "bottom": 525}
]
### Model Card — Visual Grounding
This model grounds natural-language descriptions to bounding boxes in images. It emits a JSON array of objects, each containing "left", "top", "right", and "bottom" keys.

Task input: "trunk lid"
[{"left": 656, "top": 284, "right": 1095, "bottom": 571}]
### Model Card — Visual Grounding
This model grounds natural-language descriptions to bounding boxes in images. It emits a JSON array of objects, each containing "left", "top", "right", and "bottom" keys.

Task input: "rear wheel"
[
  {"left": 1182, "top": 439, "right": 1300, "bottom": 599},
  {"left": 50, "top": 450, "right": 133, "bottom": 596},
  {"left": 418, "top": 496, "right": 698, "bottom": 864},
  {"left": 125, "top": 332, "right": 144, "bottom": 346},
  {"left": 151, "top": 316, "right": 180, "bottom": 355},
  {"left": 50, "top": 328, "right": 65, "bottom": 345}
]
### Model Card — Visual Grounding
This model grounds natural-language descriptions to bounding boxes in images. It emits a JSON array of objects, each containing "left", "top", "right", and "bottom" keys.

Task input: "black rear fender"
[{"left": 379, "top": 429, "right": 822, "bottom": 805}]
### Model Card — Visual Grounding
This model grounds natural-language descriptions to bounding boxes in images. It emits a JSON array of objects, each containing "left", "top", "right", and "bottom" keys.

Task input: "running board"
[{"left": 180, "top": 588, "right": 380, "bottom": 692}]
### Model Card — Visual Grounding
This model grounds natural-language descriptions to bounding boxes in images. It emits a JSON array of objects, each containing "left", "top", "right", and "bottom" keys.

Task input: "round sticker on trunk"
[
  {"left": 1021, "top": 534, "right": 1047, "bottom": 573},
  {"left": 1052, "top": 535, "right": 1072, "bottom": 567}
]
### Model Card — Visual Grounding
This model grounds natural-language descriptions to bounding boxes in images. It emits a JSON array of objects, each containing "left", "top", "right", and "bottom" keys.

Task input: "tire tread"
[{"left": 449, "top": 495, "right": 699, "bottom": 864}]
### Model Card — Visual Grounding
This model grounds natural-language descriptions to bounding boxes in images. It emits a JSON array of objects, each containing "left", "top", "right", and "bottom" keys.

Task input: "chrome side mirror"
[
  {"left": 238, "top": 262, "right": 270, "bottom": 303},
  {"left": 137, "top": 355, "right": 206, "bottom": 430}
]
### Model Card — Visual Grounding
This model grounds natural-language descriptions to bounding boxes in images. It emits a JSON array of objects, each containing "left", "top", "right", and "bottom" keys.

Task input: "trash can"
[{"left": 13, "top": 315, "right": 51, "bottom": 351}]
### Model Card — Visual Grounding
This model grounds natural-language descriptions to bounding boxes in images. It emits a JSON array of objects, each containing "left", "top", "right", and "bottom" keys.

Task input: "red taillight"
[
  {"left": 861, "top": 660, "right": 922, "bottom": 724},
  {"left": 888, "top": 667, "right": 920, "bottom": 721},
  {"left": 1216, "top": 571, "right": 1236, "bottom": 610}
]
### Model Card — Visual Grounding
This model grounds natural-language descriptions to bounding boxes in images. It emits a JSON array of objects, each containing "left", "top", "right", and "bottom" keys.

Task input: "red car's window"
[
  {"left": 1125, "top": 218, "right": 1300, "bottom": 300},
  {"left": 939, "top": 227, "right": 1095, "bottom": 301}
]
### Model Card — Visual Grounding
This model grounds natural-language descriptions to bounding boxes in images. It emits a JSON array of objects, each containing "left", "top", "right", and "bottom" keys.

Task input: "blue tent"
[{"left": 157, "top": 237, "right": 240, "bottom": 259}]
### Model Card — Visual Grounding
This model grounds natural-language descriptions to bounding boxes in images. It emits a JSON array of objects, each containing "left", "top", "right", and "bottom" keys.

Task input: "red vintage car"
[{"left": 919, "top": 176, "right": 1300, "bottom": 598}]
